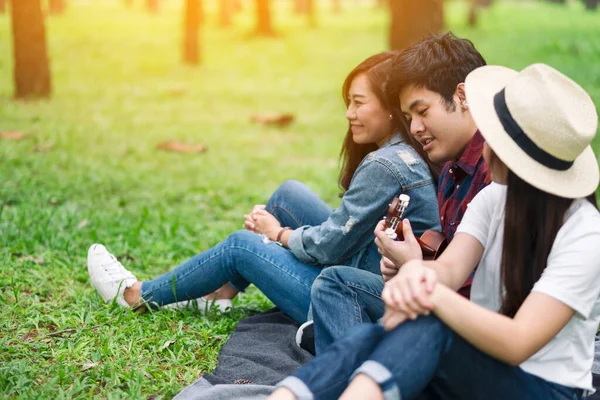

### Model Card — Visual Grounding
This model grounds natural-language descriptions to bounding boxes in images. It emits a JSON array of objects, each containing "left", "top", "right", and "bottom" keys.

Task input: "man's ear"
[{"left": 454, "top": 83, "right": 468, "bottom": 109}]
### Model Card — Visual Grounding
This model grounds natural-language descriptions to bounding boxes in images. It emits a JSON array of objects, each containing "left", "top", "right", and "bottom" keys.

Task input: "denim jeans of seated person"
[
  {"left": 140, "top": 180, "right": 331, "bottom": 323},
  {"left": 277, "top": 316, "right": 585, "bottom": 400}
]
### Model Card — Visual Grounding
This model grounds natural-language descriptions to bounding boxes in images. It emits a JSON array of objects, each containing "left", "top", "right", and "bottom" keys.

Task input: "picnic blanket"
[
  {"left": 174, "top": 308, "right": 313, "bottom": 400},
  {"left": 175, "top": 310, "right": 600, "bottom": 400}
]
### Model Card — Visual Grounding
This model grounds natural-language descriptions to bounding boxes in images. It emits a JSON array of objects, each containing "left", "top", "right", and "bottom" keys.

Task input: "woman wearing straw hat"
[{"left": 267, "top": 63, "right": 600, "bottom": 400}]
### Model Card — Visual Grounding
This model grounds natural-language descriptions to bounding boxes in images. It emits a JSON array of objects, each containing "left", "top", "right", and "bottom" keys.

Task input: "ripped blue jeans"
[{"left": 139, "top": 180, "right": 332, "bottom": 323}]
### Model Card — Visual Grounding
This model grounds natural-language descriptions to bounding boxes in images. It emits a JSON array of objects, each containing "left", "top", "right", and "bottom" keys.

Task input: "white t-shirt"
[{"left": 456, "top": 182, "right": 600, "bottom": 391}]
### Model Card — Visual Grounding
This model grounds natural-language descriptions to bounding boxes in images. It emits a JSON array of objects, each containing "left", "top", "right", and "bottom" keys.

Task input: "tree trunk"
[
  {"left": 468, "top": 0, "right": 477, "bottom": 27},
  {"left": 295, "top": 0, "right": 306, "bottom": 14},
  {"left": 48, "top": 0, "right": 66, "bottom": 14},
  {"left": 583, "top": 0, "right": 598, "bottom": 10},
  {"left": 183, "top": 0, "right": 201, "bottom": 64},
  {"left": 255, "top": 0, "right": 274, "bottom": 36},
  {"left": 219, "top": 0, "right": 232, "bottom": 27},
  {"left": 147, "top": 0, "right": 158, "bottom": 13},
  {"left": 306, "top": 0, "right": 316, "bottom": 26},
  {"left": 332, "top": 0, "right": 341, "bottom": 13},
  {"left": 389, "top": 0, "right": 444, "bottom": 51},
  {"left": 10, "top": 0, "right": 51, "bottom": 99}
]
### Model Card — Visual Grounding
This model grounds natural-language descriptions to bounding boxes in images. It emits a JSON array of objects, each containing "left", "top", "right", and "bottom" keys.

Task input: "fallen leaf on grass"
[
  {"left": 81, "top": 362, "right": 99, "bottom": 372},
  {"left": 164, "top": 84, "right": 187, "bottom": 97},
  {"left": 250, "top": 113, "right": 295, "bottom": 127},
  {"left": 0, "top": 131, "right": 25, "bottom": 140},
  {"left": 77, "top": 219, "right": 89, "bottom": 229},
  {"left": 33, "top": 142, "right": 54, "bottom": 152},
  {"left": 161, "top": 340, "right": 175, "bottom": 350},
  {"left": 157, "top": 141, "right": 207, "bottom": 154},
  {"left": 18, "top": 255, "right": 45, "bottom": 264},
  {"left": 22, "top": 330, "right": 39, "bottom": 343}
]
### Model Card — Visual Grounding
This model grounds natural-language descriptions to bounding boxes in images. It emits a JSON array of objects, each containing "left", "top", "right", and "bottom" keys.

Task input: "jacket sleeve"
[{"left": 287, "top": 156, "right": 404, "bottom": 265}]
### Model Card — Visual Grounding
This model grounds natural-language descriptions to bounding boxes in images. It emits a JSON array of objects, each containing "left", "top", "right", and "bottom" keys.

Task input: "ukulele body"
[{"left": 383, "top": 195, "right": 448, "bottom": 260}]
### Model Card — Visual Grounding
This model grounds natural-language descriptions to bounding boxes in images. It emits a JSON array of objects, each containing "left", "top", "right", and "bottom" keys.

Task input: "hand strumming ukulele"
[{"left": 382, "top": 194, "right": 448, "bottom": 260}]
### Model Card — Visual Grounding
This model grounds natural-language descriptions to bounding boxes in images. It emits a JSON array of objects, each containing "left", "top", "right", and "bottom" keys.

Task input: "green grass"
[{"left": 1, "top": 0, "right": 599, "bottom": 398}]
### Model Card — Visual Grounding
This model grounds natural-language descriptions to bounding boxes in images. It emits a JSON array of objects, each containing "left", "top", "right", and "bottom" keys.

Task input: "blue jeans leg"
[
  {"left": 363, "top": 316, "right": 584, "bottom": 400},
  {"left": 228, "top": 180, "right": 332, "bottom": 291},
  {"left": 283, "top": 316, "right": 583, "bottom": 400},
  {"left": 279, "top": 323, "right": 388, "bottom": 400},
  {"left": 311, "top": 266, "right": 385, "bottom": 354},
  {"left": 140, "top": 230, "right": 323, "bottom": 323},
  {"left": 265, "top": 180, "right": 332, "bottom": 229}
]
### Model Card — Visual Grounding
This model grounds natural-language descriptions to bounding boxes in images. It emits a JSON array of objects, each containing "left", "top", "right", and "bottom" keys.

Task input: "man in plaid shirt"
[{"left": 304, "top": 33, "right": 491, "bottom": 355}]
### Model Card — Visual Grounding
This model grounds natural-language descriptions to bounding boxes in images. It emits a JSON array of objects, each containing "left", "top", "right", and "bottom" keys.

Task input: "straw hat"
[{"left": 465, "top": 63, "right": 599, "bottom": 198}]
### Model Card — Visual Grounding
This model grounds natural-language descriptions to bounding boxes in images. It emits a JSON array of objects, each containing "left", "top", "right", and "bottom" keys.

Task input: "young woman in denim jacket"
[
  {"left": 86, "top": 52, "right": 440, "bottom": 325},
  {"left": 269, "top": 64, "right": 600, "bottom": 400}
]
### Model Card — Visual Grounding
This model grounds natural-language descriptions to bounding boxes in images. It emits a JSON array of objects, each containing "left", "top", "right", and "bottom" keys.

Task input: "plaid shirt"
[{"left": 437, "top": 130, "right": 490, "bottom": 298}]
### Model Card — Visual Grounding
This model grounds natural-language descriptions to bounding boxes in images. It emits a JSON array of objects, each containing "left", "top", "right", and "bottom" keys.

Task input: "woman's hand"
[
  {"left": 250, "top": 209, "right": 281, "bottom": 240},
  {"left": 243, "top": 205, "right": 266, "bottom": 231},
  {"left": 381, "top": 260, "right": 437, "bottom": 320},
  {"left": 374, "top": 219, "right": 423, "bottom": 267},
  {"left": 381, "top": 307, "right": 409, "bottom": 331}
]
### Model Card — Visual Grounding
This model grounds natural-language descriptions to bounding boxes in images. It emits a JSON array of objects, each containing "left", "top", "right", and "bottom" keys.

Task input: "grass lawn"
[{"left": 1, "top": 0, "right": 599, "bottom": 398}]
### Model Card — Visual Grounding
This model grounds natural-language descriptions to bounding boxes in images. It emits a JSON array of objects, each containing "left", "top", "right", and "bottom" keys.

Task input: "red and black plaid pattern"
[{"left": 437, "top": 130, "right": 491, "bottom": 298}]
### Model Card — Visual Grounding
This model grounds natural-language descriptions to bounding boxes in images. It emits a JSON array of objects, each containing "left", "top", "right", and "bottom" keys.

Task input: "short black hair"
[{"left": 385, "top": 32, "right": 486, "bottom": 111}]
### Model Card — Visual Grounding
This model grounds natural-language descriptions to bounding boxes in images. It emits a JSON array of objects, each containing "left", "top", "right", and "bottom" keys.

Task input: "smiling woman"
[{"left": 86, "top": 52, "right": 441, "bottom": 328}]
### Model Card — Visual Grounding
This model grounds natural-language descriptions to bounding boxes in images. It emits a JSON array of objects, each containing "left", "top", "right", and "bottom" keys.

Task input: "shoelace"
[{"left": 102, "top": 254, "right": 135, "bottom": 281}]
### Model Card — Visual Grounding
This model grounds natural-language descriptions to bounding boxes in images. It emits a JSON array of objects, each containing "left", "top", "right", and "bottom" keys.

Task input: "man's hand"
[
  {"left": 380, "top": 256, "right": 399, "bottom": 282},
  {"left": 381, "top": 260, "right": 437, "bottom": 320},
  {"left": 374, "top": 219, "right": 423, "bottom": 267}
]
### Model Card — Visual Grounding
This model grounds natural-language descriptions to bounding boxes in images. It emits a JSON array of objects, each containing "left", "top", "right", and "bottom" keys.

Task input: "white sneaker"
[
  {"left": 87, "top": 244, "right": 138, "bottom": 308},
  {"left": 163, "top": 297, "right": 233, "bottom": 313}
]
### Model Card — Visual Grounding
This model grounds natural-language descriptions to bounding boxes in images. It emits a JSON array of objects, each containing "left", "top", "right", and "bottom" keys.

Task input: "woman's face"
[
  {"left": 483, "top": 142, "right": 509, "bottom": 184},
  {"left": 345, "top": 73, "right": 395, "bottom": 147}
]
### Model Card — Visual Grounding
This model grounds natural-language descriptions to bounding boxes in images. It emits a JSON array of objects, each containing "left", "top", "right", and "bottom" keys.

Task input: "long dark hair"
[
  {"left": 338, "top": 52, "right": 440, "bottom": 193},
  {"left": 499, "top": 169, "right": 599, "bottom": 318}
]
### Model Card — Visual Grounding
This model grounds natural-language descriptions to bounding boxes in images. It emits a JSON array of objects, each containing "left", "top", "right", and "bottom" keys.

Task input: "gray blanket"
[
  {"left": 175, "top": 309, "right": 313, "bottom": 400},
  {"left": 176, "top": 313, "right": 600, "bottom": 400}
]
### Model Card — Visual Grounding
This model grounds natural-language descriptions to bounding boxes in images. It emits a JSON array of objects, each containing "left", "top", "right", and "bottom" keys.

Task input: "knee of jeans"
[
  {"left": 267, "top": 180, "right": 305, "bottom": 208},
  {"left": 311, "top": 267, "right": 346, "bottom": 298},
  {"left": 224, "top": 230, "right": 261, "bottom": 247}
]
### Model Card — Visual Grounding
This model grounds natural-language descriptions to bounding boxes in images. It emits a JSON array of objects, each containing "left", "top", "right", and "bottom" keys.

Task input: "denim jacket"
[{"left": 288, "top": 133, "right": 441, "bottom": 274}]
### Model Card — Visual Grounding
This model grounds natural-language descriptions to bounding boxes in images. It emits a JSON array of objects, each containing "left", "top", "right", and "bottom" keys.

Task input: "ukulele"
[{"left": 382, "top": 194, "right": 448, "bottom": 260}]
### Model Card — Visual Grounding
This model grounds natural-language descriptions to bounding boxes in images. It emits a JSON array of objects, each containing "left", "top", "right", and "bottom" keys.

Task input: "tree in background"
[
  {"left": 48, "top": 0, "right": 67, "bottom": 14},
  {"left": 219, "top": 0, "right": 233, "bottom": 27},
  {"left": 294, "top": 0, "right": 316, "bottom": 26},
  {"left": 255, "top": 0, "right": 274, "bottom": 36},
  {"left": 147, "top": 0, "right": 158, "bottom": 13},
  {"left": 583, "top": 0, "right": 598, "bottom": 10},
  {"left": 332, "top": 0, "right": 341, "bottom": 14},
  {"left": 468, "top": 0, "right": 493, "bottom": 27},
  {"left": 10, "top": 0, "right": 52, "bottom": 99},
  {"left": 183, "top": 0, "right": 202, "bottom": 64},
  {"left": 0, "top": 0, "right": 6, "bottom": 13},
  {"left": 389, "top": 0, "right": 444, "bottom": 50}
]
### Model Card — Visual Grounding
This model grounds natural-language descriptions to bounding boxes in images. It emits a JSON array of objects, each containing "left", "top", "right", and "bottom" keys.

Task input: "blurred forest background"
[{"left": 1, "top": 0, "right": 600, "bottom": 398}]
